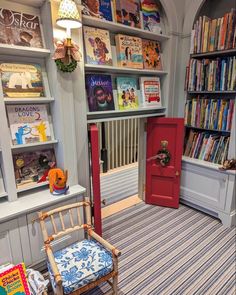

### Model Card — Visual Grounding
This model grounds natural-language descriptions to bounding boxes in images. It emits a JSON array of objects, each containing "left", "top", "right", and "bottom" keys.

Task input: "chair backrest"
[{"left": 38, "top": 198, "right": 91, "bottom": 245}]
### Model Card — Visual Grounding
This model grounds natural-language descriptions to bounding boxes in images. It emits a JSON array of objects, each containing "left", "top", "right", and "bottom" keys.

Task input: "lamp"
[
  {"left": 53, "top": 0, "right": 82, "bottom": 72},
  {"left": 56, "top": 0, "right": 82, "bottom": 38}
]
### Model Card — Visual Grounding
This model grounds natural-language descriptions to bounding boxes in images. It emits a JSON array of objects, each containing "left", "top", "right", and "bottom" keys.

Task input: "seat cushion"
[{"left": 48, "top": 239, "right": 113, "bottom": 294}]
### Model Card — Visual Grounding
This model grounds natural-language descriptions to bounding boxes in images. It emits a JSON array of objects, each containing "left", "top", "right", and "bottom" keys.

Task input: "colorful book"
[
  {"left": 0, "top": 263, "right": 30, "bottom": 295},
  {"left": 114, "top": 0, "right": 141, "bottom": 28},
  {"left": 85, "top": 74, "right": 115, "bottom": 112},
  {"left": 0, "top": 63, "right": 44, "bottom": 98},
  {"left": 141, "top": 0, "right": 162, "bottom": 33},
  {"left": 82, "top": 0, "right": 113, "bottom": 21},
  {"left": 83, "top": 26, "right": 112, "bottom": 66},
  {"left": 115, "top": 34, "right": 143, "bottom": 68},
  {"left": 117, "top": 76, "right": 139, "bottom": 110},
  {"left": 142, "top": 39, "right": 162, "bottom": 70},
  {"left": 7, "top": 104, "right": 51, "bottom": 145},
  {"left": 140, "top": 77, "right": 161, "bottom": 106},
  {"left": 13, "top": 148, "right": 56, "bottom": 188},
  {"left": 0, "top": 8, "right": 43, "bottom": 48}
]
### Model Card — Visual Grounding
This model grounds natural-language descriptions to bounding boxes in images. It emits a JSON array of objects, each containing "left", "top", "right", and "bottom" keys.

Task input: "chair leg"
[{"left": 112, "top": 274, "right": 118, "bottom": 295}]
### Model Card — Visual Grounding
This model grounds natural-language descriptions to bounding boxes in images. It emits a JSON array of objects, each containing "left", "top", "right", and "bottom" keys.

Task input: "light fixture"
[{"left": 56, "top": 0, "right": 82, "bottom": 38}]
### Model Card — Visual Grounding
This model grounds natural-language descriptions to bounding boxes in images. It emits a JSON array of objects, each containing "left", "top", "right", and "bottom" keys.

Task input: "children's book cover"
[
  {"left": 115, "top": 0, "right": 141, "bottom": 28},
  {"left": 82, "top": 0, "right": 113, "bottom": 21},
  {"left": 142, "top": 39, "right": 162, "bottom": 70},
  {"left": 141, "top": 0, "right": 162, "bottom": 33},
  {"left": 0, "top": 263, "right": 30, "bottom": 295},
  {"left": 85, "top": 74, "right": 115, "bottom": 112},
  {"left": 13, "top": 148, "right": 56, "bottom": 188},
  {"left": 115, "top": 34, "right": 143, "bottom": 68},
  {"left": 84, "top": 26, "right": 112, "bottom": 65},
  {"left": 7, "top": 104, "right": 51, "bottom": 145},
  {"left": 117, "top": 77, "right": 139, "bottom": 110},
  {"left": 0, "top": 8, "right": 43, "bottom": 48},
  {"left": 140, "top": 77, "right": 161, "bottom": 106},
  {"left": 0, "top": 63, "right": 44, "bottom": 98}
]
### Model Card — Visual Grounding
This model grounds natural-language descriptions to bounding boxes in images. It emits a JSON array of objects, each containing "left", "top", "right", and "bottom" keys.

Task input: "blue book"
[
  {"left": 214, "top": 99, "right": 221, "bottom": 130},
  {"left": 222, "top": 101, "right": 229, "bottom": 130},
  {"left": 99, "top": 0, "right": 113, "bottom": 21}
]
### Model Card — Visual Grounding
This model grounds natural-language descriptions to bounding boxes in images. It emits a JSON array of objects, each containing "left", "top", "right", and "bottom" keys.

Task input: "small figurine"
[
  {"left": 219, "top": 159, "right": 236, "bottom": 171},
  {"left": 48, "top": 168, "right": 69, "bottom": 195}
]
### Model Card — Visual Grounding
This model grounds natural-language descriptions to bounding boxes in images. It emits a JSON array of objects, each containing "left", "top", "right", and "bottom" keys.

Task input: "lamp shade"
[{"left": 57, "top": 0, "right": 82, "bottom": 29}]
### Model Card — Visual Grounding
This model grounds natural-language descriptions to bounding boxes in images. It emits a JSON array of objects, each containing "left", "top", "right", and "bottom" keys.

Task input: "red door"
[
  {"left": 146, "top": 117, "right": 184, "bottom": 208},
  {"left": 89, "top": 124, "right": 102, "bottom": 236}
]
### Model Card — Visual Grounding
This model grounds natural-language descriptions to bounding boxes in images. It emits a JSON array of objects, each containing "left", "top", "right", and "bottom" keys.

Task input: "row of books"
[
  {"left": 82, "top": 0, "right": 163, "bottom": 33},
  {"left": 85, "top": 74, "right": 162, "bottom": 112},
  {"left": 190, "top": 9, "right": 236, "bottom": 54},
  {"left": 84, "top": 26, "right": 163, "bottom": 70},
  {"left": 186, "top": 57, "right": 236, "bottom": 91},
  {"left": 184, "top": 98, "right": 234, "bottom": 131},
  {"left": 184, "top": 130, "right": 229, "bottom": 164}
]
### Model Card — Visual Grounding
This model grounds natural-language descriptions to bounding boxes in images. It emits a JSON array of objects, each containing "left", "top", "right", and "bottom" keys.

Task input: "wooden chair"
[{"left": 38, "top": 198, "right": 121, "bottom": 295}]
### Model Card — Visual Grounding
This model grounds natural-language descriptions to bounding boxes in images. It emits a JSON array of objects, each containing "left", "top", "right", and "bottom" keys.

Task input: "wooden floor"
[{"left": 101, "top": 195, "right": 142, "bottom": 219}]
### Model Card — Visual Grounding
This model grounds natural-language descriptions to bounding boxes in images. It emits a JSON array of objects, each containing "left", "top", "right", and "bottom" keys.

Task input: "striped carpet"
[{"left": 85, "top": 202, "right": 236, "bottom": 295}]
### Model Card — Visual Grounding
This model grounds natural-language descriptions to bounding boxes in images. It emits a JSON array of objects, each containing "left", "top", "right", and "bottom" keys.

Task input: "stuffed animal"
[{"left": 48, "top": 168, "right": 69, "bottom": 195}]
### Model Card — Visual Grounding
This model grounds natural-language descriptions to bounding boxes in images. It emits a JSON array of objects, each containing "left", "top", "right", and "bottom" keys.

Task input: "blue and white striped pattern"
[{"left": 85, "top": 202, "right": 236, "bottom": 295}]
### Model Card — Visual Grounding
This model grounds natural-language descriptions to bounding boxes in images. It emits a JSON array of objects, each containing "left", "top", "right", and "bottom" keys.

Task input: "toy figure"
[{"left": 48, "top": 168, "right": 69, "bottom": 195}]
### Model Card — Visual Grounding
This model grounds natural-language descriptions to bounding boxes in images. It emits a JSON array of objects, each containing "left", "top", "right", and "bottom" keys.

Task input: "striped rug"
[{"left": 85, "top": 202, "right": 236, "bottom": 295}]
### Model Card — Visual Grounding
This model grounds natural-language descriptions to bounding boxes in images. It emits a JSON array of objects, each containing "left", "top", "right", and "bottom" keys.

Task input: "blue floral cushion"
[{"left": 47, "top": 239, "right": 113, "bottom": 294}]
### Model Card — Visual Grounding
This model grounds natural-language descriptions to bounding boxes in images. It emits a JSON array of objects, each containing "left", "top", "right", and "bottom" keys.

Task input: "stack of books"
[
  {"left": 184, "top": 130, "right": 230, "bottom": 164},
  {"left": 190, "top": 9, "right": 236, "bottom": 54},
  {"left": 187, "top": 57, "right": 236, "bottom": 91},
  {"left": 184, "top": 98, "right": 234, "bottom": 131}
]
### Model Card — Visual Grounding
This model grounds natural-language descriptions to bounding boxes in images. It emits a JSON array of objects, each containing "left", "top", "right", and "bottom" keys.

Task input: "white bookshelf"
[
  {"left": 4, "top": 97, "right": 55, "bottom": 104},
  {"left": 11, "top": 140, "right": 58, "bottom": 150},
  {"left": 0, "top": 44, "right": 51, "bottom": 58}
]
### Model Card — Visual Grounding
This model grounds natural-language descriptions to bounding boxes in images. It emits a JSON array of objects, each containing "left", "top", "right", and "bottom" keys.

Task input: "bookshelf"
[{"left": 180, "top": 0, "right": 236, "bottom": 227}]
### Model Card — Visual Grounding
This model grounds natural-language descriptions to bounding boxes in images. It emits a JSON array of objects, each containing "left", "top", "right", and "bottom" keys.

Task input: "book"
[
  {"left": 141, "top": 0, "right": 162, "bottom": 33},
  {"left": 13, "top": 148, "right": 56, "bottom": 188},
  {"left": 114, "top": 0, "right": 141, "bottom": 28},
  {"left": 83, "top": 26, "right": 112, "bottom": 66},
  {"left": 85, "top": 74, "right": 115, "bottom": 112},
  {"left": 117, "top": 76, "right": 139, "bottom": 110},
  {"left": 7, "top": 104, "right": 51, "bottom": 145},
  {"left": 0, "top": 8, "right": 43, "bottom": 48},
  {"left": 0, "top": 63, "right": 44, "bottom": 98},
  {"left": 0, "top": 263, "right": 30, "bottom": 295},
  {"left": 115, "top": 34, "right": 143, "bottom": 68},
  {"left": 82, "top": 0, "right": 113, "bottom": 21},
  {"left": 142, "top": 39, "right": 162, "bottom": 70},
  {"left": 140, "top": 77, "right": 161, "bottom": 106}
]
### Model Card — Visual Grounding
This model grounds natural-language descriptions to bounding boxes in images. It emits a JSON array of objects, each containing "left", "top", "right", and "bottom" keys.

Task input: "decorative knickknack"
[{"left": 54, "top": 0, "right": 82, "bottom": 72}]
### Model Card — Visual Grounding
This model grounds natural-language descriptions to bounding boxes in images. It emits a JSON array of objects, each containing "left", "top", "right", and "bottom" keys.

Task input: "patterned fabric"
[{"left": 48, "top": 239, "right": 113, "bottom": 294}]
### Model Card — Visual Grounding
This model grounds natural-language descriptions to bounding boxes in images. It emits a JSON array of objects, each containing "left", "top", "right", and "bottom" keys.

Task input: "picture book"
[
  {"left": 13, "top": 148, "right": 56, "bottom": 188},
  {"left": 7, "top": 104, "right": 51, "bottom": 145},
  {"left": 82, "top": 0, "right": 113, "bottom": 21},
  {"left": 142, "top": 39, "right": 162, "bottom": 70},
  {"left": 115, "top": 34, "right": 143, "bottom": 68},
  {"left": 114, "top": 0, "right": 141, "bottom": 28},
  {"left": 0, "top": 63, "right": 44, "bottom": 98},
  {"left": 0, "top": 263, "right": 30, "bottom": 295},
  {"left": 85, "top": 74, "right": 115, "bottom": 112},
  {"left": 83, "top": 26, "right": 112, "bottom": 65},
  {"left": 117, "top": 76, "right": 139, "bottom": 110},
  {"left": 140, "top": 77, "right": 161, "bottom": 106},
  {"left": 0, "top": 8, "right": 43, "bottom": 48},
  {"left": 141, "top": 0, "right": 162, "bottom": 33}
]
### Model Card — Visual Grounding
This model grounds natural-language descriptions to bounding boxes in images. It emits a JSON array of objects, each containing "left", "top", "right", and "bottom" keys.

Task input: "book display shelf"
[
  {"left": 80, "top": 1, "right": 171, "bottom": 122},
  {"left": 180, "top": 0, "right": 236, "bottom": 227}
]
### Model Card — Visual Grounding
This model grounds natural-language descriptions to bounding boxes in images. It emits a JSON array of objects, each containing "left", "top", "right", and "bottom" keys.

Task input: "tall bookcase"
[{"left": 180, "top": 0, "right": 236, "bottom": 227}]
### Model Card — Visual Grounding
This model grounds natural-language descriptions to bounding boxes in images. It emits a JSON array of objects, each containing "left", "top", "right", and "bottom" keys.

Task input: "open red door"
[
  {"left": 89, "top": 124, "right": 102, "bottom": 236},
  {"left": 146, "top": 117, "right": 184, "bottom": 208}
]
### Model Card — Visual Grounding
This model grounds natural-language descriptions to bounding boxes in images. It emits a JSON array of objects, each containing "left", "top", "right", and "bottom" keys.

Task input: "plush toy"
[{"left": 48, "top": 168, "right": 69, "bottom": 195}]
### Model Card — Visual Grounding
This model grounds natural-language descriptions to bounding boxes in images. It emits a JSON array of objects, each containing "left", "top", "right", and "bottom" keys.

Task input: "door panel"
[{"left": 146, "top": 117, "right": 184, "bottom": 208}]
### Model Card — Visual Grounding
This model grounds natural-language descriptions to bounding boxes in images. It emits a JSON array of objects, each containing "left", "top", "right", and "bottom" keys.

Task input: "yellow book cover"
[{"left": 0, "top": 263, "right": 30, "bottom": 295}]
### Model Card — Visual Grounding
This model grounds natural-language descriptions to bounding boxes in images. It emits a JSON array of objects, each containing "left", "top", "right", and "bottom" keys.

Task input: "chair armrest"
[
  {"left": 88, "top": 229, "right": 121, "bottom": 257},
  {"left": 45, "top": 245, "right": 62, "bottom": 286}
]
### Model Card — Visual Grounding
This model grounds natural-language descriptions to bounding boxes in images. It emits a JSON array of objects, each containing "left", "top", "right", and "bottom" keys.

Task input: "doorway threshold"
[{"left": 101, "top": 195, "right": 142, "bottom": 219}]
